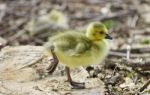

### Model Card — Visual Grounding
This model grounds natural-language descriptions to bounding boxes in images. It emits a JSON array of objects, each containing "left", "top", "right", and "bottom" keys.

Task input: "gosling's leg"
[
  {"left": 65, "top": 66, "right": 85, "bottom": 89},
  {"left": 47, "top": 46, "right": 59, "bottom": 74}
]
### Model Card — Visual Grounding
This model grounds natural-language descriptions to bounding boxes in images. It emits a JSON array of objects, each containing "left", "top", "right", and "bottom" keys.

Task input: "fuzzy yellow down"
[
  {"left": 44, "top": 22, "right": 111, "bottom": 68},
  {"left": 26, "top": 10, "right": 68, "bottom": 36}
]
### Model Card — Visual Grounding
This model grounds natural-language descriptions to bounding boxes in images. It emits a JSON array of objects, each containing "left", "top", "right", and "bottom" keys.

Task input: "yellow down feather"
[{"left": 44, "top": 22, "right": 111, "bottom": 68}]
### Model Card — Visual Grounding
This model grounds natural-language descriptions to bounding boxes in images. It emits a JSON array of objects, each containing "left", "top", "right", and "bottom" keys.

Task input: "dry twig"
[
  {"left": 109, "top": 51, "right": 150, "bottom": 58},
  {"left": 140, "top": 79, "right": 150, "bottom": 92}
]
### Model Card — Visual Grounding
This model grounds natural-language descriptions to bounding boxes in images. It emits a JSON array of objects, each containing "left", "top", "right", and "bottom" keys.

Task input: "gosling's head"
[{"left": 86, "top": 22, "right": 112, "bottom": 41}]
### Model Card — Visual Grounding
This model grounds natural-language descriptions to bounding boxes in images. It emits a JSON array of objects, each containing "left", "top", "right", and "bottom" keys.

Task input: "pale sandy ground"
[{"left": 0, "top": 46, "right": 105, "bottom": 95}]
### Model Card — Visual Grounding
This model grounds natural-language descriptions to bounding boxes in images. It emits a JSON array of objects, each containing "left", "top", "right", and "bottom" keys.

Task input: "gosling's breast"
[{"left": 55, "top": 40, "right": 109, "bottom": 68}]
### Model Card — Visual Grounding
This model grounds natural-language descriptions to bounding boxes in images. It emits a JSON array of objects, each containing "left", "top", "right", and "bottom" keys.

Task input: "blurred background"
[
  {"left": 0, "top": 0, "right": 150, "bottom": 94},
  {"left": 0, "top": 0, "right": 150, "bottom": 48}
]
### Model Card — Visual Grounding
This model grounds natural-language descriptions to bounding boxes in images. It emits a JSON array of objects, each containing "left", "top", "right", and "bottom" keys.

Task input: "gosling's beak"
[{"left": 105, "top": 34, "right": 112, "bottom": 40}]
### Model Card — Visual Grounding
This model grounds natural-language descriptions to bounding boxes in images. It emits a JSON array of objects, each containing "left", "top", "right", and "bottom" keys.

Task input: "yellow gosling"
[{"left": 44, "top": 21, "right": 112, "bottom": 89}]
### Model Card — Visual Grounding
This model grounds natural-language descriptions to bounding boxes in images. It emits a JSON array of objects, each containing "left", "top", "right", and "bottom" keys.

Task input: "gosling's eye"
[{"left": 100, "top": 31, "right": 104, "bottom": 34}]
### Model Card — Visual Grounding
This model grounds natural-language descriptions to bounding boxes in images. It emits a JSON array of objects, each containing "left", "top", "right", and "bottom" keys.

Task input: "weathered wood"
[{"left": 0, "top": 46, "right": 105, "bottom": 95}]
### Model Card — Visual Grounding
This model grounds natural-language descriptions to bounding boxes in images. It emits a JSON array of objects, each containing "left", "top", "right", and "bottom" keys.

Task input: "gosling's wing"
[
  {"left": 50, "top": 32, "right": 92, "bottom": 56},
  {"left": 66, "top": 42, "right": 91, "bottom": 56}
]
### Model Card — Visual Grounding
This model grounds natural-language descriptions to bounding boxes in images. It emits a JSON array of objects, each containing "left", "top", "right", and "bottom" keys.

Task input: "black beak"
[{"left": 105, "top": 34, "right": 112, "bottom": 40}]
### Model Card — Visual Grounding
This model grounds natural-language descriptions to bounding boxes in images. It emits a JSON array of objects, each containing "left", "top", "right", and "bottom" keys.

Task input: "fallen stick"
[
  {"left": 108, "top": 51, "right": 150, "bottom": 58},
  {"left": 111, "top": 46, "right": 150, "bottom": 53},
  {"left": 140, "top": 79, "right": 150, "bottom": 92},
  {"left": 106, "top": 58, "right": 150, "bottom": 70}
]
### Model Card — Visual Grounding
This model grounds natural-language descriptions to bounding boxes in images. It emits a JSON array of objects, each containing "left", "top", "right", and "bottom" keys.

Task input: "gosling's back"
[{"left": 46, "top": 31, "right": 109, "bottom": 68}]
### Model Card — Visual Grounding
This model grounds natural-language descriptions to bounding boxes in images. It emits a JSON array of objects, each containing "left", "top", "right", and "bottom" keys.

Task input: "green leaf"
[
  {"left": 103, "top": 20, "right": 119, "bottom": 29},
  {"left": 141, "top": 39, "right": 150, "bottom": 45}
]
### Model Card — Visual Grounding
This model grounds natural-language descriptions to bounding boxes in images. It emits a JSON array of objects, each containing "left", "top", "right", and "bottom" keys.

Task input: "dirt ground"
[{"left": 0, "top": 0, "right": 150, "bottom": 95}]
